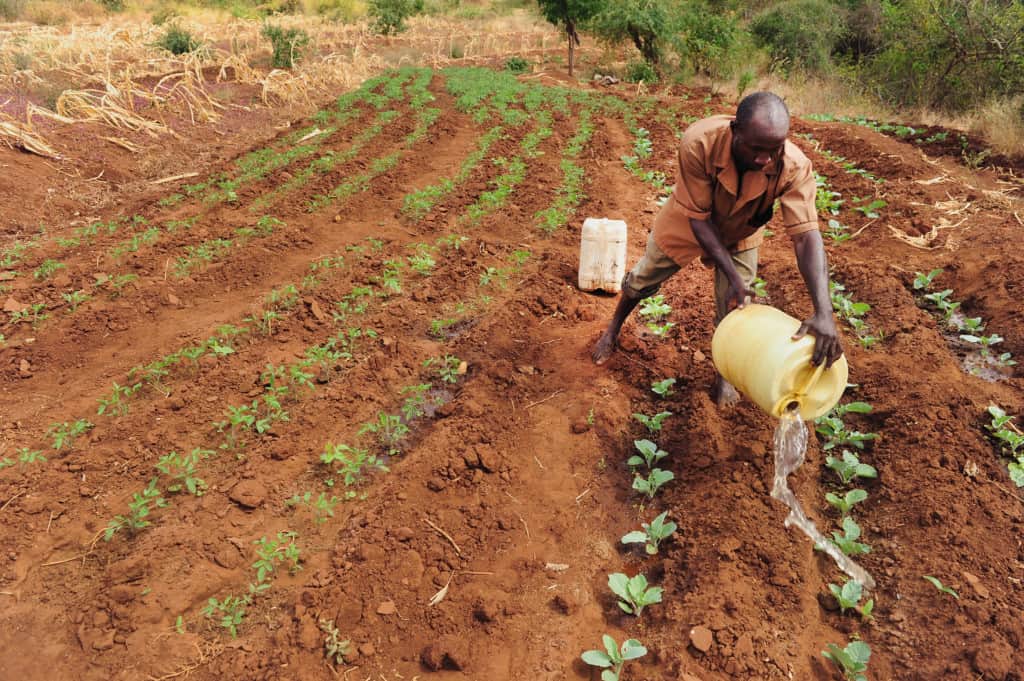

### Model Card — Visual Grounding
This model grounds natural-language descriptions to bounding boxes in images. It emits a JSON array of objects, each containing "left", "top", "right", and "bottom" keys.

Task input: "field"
[{"left": 1, "top": 30, "right": 1024, "bottom": 681}]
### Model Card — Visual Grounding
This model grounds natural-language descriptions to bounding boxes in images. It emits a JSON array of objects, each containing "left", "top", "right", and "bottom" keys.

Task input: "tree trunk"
[{"left": 567, "top": 19, "right": 577, "bottom": 77}]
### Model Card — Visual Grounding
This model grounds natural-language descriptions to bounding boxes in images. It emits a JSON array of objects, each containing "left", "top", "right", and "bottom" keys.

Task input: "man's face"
[{"left": 731, "top": 118, "right": 788, "bottom": 173}]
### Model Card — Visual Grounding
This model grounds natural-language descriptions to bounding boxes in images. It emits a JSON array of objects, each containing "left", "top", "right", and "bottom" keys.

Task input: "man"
[{"left": 591, "top": 91, "right": 843, "bottom": 406}]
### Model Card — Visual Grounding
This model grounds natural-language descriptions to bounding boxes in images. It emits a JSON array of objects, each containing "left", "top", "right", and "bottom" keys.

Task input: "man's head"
[{"left": 730, "top": 92, "right": 790, "bottom": 173}]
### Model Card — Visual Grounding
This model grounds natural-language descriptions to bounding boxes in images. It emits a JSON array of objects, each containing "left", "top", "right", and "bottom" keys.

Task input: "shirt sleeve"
[
  {"left": 779, "top": 160, "right": 819, "bottom": 238},
  {"left": 672, "top": 136, "right": 714, "bottom": 221}
]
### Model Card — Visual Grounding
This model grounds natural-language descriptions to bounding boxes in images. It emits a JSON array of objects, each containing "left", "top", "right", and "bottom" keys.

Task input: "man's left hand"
[{"left": 792, "top": 313, "right": 843, "bottom": 367}]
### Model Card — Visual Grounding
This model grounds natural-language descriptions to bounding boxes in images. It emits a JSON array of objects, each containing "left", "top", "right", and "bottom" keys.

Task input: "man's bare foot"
[
  {"left": 592, "top": 331, "right": 618, "bottom": 365},
  {"left": 712, "top": 375, "right": 740, "bottom": 407}
]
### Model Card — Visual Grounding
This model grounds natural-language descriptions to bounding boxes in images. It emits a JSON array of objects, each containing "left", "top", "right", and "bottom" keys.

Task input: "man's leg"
[
  {"left": 710, "top": 248, "right": 759, "bottom": 406},
  {"left": 592, "top": 232, "right": 680, "bottom": 365}
]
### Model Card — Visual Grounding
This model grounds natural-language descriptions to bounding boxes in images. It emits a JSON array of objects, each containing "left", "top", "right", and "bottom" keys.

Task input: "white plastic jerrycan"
[
  {"left": 578, "top": 218, "right": 627, "bottom": 293},
  {"left": 711, "top": 304, "right": 849, "bottom": 420}
]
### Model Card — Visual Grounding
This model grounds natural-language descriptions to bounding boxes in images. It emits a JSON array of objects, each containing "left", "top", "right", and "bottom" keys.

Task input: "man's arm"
[
  {"left": 790, "top": 229, "right": 843, "bottom": 367},
  {"left": 690, "top": 218, "right": 754, "bottom": 311}
]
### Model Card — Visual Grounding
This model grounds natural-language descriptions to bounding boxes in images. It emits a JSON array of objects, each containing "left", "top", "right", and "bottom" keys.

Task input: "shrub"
[
  {"left": 99, "top": 0, "right": 125, "bottom": 11},
  {"left": 625, "top": 59, "right": 658, "bottom": 84},
  {"left": 155, "top": 25, "right": 200, "bottom": 55},
  {"left": 0, "top": 0, "right": 26, "bottom": 20},
  {"left": 588, "top": 0, "right": 678, "bottom": 65},
  {"left": 505, "top": 56, "right": 529, "bottom": 73},
  {"left": 750, "top": 0, "right": 843, "bottom": 73},
  {"left": 368, "top": 0, "right": 423, "bottom": 35},
  {"left": 262, "top": 24, "right": 310, "bottom": 68},
  {"left": 672, "top": 1, "right": 741, "bottom": 81}
]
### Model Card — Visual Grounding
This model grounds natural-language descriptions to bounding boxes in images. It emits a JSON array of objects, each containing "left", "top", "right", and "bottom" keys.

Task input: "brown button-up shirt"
[{"left": 652, "top": 115, "right": 819, "bottom": 266}]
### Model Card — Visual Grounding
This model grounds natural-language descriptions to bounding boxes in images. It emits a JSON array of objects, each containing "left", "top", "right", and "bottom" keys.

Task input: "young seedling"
[
  {"left": 828, "top": 578, "right": 873, "bottom": 620},
  {"left": 104, "top": 478, "right": 168, "bottom": 540},
  {"left": 826, "top": 516, "right": 871, "bottom": 556},
  {"left": 852, "top": 197, "right": 886, "bottom": 218},
  {"left": 358, "top": 412, "right": 410, "bottom": 455},
  {"left": 321, "top": 442, "right": 388, "bottom": 486},
  {"left": 822, "top": 640, "right": 871, "bottom": 681},
  {"left": 608, "top": 572, "right": 663, "bottom": 616},
  {"left": 425, "top": 355, "right": 463, "bottom": 384},
  {"left": 637, "top": 294, "right": 671, "bottom": 320},
  {"left": 48, "top": 419, "right": 93, "bottom": 451},
  {"left": 62, "top": 290, "right": 90, "bottom": 312},
  {"left": 286, "top": 491, "right": 340, "bottom": 524},
  {"left": 650, "top": 378, "right": 676, "bottom": 398},
  {"left": 825, "top": 489, "right": 868, "bottom": 514},
  {"left": 628, "top": 439, "right": 669, "bottom": 470},
  {"left": 97, "top": 381, "right": 142, "bottom": 417},
  {"left": 581, "top": 635, "right": 647, "bottom": 681},
  {"left": 633, "top": 468, "right": 674, "bottom": 499},
  {"left": 621, "top": 511, "right": 677, "bottom": 556},
  {"left": 986, "top": 406, "right": 1024, "bottom": 459},
  {"left": 252, "top": 531, "right": 302, "bottom": 586},
  {"left": 751, "top": 277, "right": 769, "bottom": 298},
  {"left": 959, "top": 333, "right": 1004, "bottom": 357},
  {"left": 923, "top": 575, "right": 959, "bottom": 599},
  {"left": 156, "top": 448, "right": 213, "bottom": 496},
  {"left": 632, "top": 411, "right": 671, "bottom": 434},
  {"left": 320, "top": 619, "right": 352, "bottom": 667},
  {"left": 825, "top": 450, "right": 878, "bottom": 485},
  {"left": 203, "top": 595, "right": 250, "bottom": 638},
  {"left": 400, "top": 383, "right": 432, "bottom": 421}
]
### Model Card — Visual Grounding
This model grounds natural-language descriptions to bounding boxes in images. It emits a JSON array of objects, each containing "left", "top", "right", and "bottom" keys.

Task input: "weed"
[
  {"left": 651, "top": 378, "right": 676, "bottom": 398},
  {"left": 608, "top": 573, "right": 662, "bottom": 616},
  {"left": 48, "top": 419, "right": 93, "bottom": 450},
  {"left": 632, "top": 468, "right": 674, "bottom": 499},
  {"left": 632, "top": 411, "right": 671, "bottom": 434},
  {"left": 822, "top": 639, "right": 871, "bottom": 681},
  {"left": 581, "top": 635, "right": 647, "bottom": 681},
  {"left": 104, "top": 478, "right": 167, "bottom": 541},
  {"left": 922, "top": 575, "right": 959, "bottom": 599},
  {"left": 825, "top": 450, "right": 878, "bottom": 485},
  {"left": 320, "top": 619, "right": 352, "bottom": 666},
  {"left": 621, "top": 511, "right": 677, "bottom": 555}
]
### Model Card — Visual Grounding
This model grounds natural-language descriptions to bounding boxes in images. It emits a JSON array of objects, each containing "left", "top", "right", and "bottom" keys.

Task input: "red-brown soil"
[{"left": 1, "top": 67, "right": 1022, "bottom": 681}]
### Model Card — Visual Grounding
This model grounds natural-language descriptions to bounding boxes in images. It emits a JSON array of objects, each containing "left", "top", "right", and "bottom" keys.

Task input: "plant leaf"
[
  {"left": 621, "top": 639, "right": 648, "bottom": 660},
  {"left": 581, "top": 650, "right": 612, "bottom": 668}
]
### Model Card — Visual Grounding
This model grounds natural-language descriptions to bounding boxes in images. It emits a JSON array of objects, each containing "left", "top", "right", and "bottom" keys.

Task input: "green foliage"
[
  {"left": 632, "top": 411, "right": 671, "bottom": 434},
  {"left": 505, "top": 56, "right": 530, "bottom": 73},
  {"left": 368, "top": 0, "right": 424, "bottom": 35},
  {"left": 48, "top": 419, "right": 93, "bottom": 451},
  {"left": 155, "top": 24, "right": 200, "bottom": 55},
  {"left": 628, "top": 439, "right": 668, "bottom": 469},
  {"left": 672, "top": 1, "right": 741, "bottom": 81},
  {"left": 104, "top": 479, "right": 167, "bottom": 541},
  {"left": 625, "top": 59, "right": 658, "bottom": 83},
  {"left": 581, "top": 635, "right": 647, "bottom": 681},
  {"left": 825, "top": 450, "right": 878, "bottom": 485},
  {"left": 825, "top": 488, "right": 868, "bottom": 515},
  {"left": 156, "top": 448, "right": 213, "bottom": 496},
  {"left": 651, "top": 377, "right": 675, "bottom": 398},
  {"left": 608, "top": 572, "right": 662, "bottom": 616},
  {"left": 262, "top": 24, "right": 310, "bottom": 68},
  {"left": 621, "top": 510, "right": 676, "bottom": 555},
  {"left": 828, "top": 578, "right": 873, "bottom": 619},
  {"left": 750, "top": 0, "right": 844, "bottom": 73},
  {"left": 588, "top": 0, "right": 677, "bottom": 65},
  {"left": 827, "top": 516, "right": 871, "bottom": 556},
  {"left": 632, "top": 467, "right": 674, "bottom": 499},
  {"left": 985, "top": 406, "right": 1024, "bottom": 486},
  {"left": 923, "top": 575, "right": 959, "bottom": 599},
  {"left": 822, "top": 640, "right": 871, "bottom": 681}
]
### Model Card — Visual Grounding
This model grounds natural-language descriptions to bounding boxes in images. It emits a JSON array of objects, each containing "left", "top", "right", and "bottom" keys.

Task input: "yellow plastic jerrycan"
[{"left": 711, "top": 303, "right": 848, "bottom": 420}]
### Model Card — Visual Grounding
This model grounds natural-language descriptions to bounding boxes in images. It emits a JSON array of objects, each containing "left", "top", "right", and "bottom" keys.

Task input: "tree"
[
  {"left": 369, "top": 0, "right": 425, "bottom": 36},
  {"left": 536, "top": 0, "right": 607, "bottom": 76},
  {"left": 587, "top": 0, "right": 680, "bottom": 66}
]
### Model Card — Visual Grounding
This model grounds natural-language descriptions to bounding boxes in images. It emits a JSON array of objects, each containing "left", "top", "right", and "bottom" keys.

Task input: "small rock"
[
  {"left": 3, "top": 296, "right": 28, "bottom": 313},
  {"left": 167, "top": 293, "right": 181, "bottom": 306},
  {"left": 689, "top": 625, "right": 713, "bottom": 653},
  {"left": 392, "top": 527, "right": 414, "bottom": 542},
  {"left": 734, "top": 633, "right": 754, "bottom": 659},
  {"left": 376, "top": 600, "right": 396, "bottom": 616},
  {"left": 228, "top": 480, "right": 266, "bottom": 509},
  {"left": 358, "top": 642, "right": 376, "bottom": 657},
  {"left": 962, "top": 571, "right": 990, "bottom": 599},
  {"left": 971, "top": 640, "right": 1013, "bottom": 679},
  {"left": 571, "top": 421, "right": 590, "bottom": 434},
  {"left": 693, "top": 350, "right": 706, "bottom": 362},
  {"left": 421, "top": 643, "right": 446, "bottom": 671},
  {"left": 18, "top": 359, "right": 32, "bottom": 377},
  {"left": 91, "top": 629, "right": 116, "bottom": 651},
  {"left": 426, "top": 478, "right": 446, "bottom": 492}
]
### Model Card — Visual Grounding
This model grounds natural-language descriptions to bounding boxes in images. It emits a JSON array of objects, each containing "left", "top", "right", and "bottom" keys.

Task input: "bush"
[
  {"left": 368, "top": 0, "right": 423, "bottom": 35},
  {"left": 625, "top": 59, "right": 658, "bottom": 84},
  {"left": 672, "top": 1, "right": 741, "bottom": 81},
  {"left": 262, "top": 24, "right": 310, "bottom": 68},
  {"left": 588, "top": 0, "right": 679, "bottom": 65},
  {"left": 155, "top": 25, "right": 200, "bottom": 55},
  {"left": 750, "top": 0, "right": 843, "bottom": 73},
  {"left": 99, "top": 0, "right": 125, "bottom": 11},
  {"left": 504, "top": 56, "right": 529, "bottom": 73}
]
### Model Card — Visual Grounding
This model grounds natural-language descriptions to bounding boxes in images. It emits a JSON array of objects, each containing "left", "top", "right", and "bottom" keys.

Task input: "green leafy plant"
[
  {"left": 822, "top": 640, "right": 871, "bottom": 681},
  {"left": 621, "top": 510, "right": 677, "bottom": 555},
  {"left": 628, "top": 439, "right": 668, "bottom": 470},
  {"left": 608, "top": 572, "right": 662, "bottom": 616},
  {"left": 252, "top": 531, "right": 302, "bottom": 585},
  {"left": 321, "top": 442, "right": 388, "bottom": 487},
  {"left": 203, "top": 595, "right": 249, "bottom": 638},
  {"left": 825, "top": 450, "right": 878, "bottom": 485},
  {"left": 287, "top": 491, "right": 340, "bottom": 524},
  {"left": 825, "top": 488, "right": 868, "bottom": 514},
  {"left": 637, "top": 294, "right": 670, "bottom": 319},
  {"left": 62, "top": 290, "right": 90, "bottom": 312},
  {"left": 912, "top": 268, "right": 943, "bottom": 290},
  {"left": 650, "top": 378, "right": 675, "bottom": 398},
  {"left": 104, "top": 478, "right": 167, "bottom": 540},
  {"left": 48, "top": 419, "right": 93, "bottom": 451},
  {"left": 156, "top": 448, "right": 213, "bottom": 496},
  {"left": 632, "top": 468, "right": 674, "bottom": 499},
  {"left": 852, "top": 197, "right": 886, "bottom": 218},
  {"left": 504, "top": 56, "right": 529, "bottom": 73},
  {"left": 816, "top": 402, "right": 879, "bottom": 452},
  {"left": 581, "top": 635, "right": 647, "bottom": 681},
  {"left": 368, "top": 0, "right": 423, "bottom": 35},
  {"left": 97, "top": 381, "right": 142, "bottom": 417},
  {"left": 632, "top": 411, "right": 671, "bottom": 434},
  {"left": 1, "top": 447, "right": 46, "bottom": 470},
  {"left": 33, "top": 259, "right": 65, "bottom": 280},
  {"left": 358, "top": 411, "right": 410, "bottom": 454},
  {"left": 320, "top": 619, "right": 352, "bottom": 667},
  {"left": 828, "top": 578, "right": 873, "bottom": 619},
  {"left": 922, "top": 575, "right": 959, "bottom": 599},
  {"left": 826, "top": 516, "right": 871, "bottom": 556},
  {"left": 262, "top": 24, "right": 310, "bottom": 68}
]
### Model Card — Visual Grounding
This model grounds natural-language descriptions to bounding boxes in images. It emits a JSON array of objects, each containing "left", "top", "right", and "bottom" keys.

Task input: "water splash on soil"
[{"left": 772, "top": 411, "right": 876, "bottom": 589}]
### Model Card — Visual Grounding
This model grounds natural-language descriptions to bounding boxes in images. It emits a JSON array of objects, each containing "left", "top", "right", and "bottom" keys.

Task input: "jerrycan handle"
[{"left": 773, "top": 361, "right": 826, "bottom": 417}]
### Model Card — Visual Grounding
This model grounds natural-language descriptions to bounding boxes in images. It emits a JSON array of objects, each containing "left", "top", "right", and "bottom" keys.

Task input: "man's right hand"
[{"left": 724, "top": 276, "right": 755, "bottom": 314}]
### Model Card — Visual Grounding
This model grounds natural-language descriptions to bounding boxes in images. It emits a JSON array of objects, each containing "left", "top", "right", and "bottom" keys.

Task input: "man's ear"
[{"left": 729, "top": 119, "right": 737, "bottom": 132}]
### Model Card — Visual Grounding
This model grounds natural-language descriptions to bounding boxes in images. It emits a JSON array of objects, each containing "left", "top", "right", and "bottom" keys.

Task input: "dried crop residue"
[{"left": 0, "top": 67, "right": 1022, "bottom": 681}]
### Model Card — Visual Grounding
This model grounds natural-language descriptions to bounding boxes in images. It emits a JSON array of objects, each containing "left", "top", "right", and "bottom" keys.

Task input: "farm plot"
[{"left": 1, "top": 66, "right": 1023, "bottom": 681}]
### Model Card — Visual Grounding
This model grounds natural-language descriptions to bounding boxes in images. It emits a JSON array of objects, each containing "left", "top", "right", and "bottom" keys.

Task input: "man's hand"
[
  {"left": 792, "top": 312, "right": 843, "bottom": 367},
  {"left": 724, "top": 276, "right": 755, "bottom": 314}
]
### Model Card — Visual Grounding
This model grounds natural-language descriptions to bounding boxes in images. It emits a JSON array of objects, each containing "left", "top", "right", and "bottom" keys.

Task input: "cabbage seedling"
[
  {"left": 912, "top": 268, "right": 943, "bottom": 290},
  {"left": 826, "top": 516, "right": 871, "bottom": 556},
  {"left": 608, "top": 572, "right": 663, "bottom": 616},
  {"left": 645, "top": 321, "right": 676, "bottom": 338},
  {"left": 632, "top": 411, "right": 671, "bottom": 434},
  {"left": 621, "top": 511, "right": 677, "bottom": 554},
  {"left": 628, "top": 439, "right": 668, "bottom": 469},
  {"left": 637, "top": 294, "right": 671, "bottom": 320},
  {"left": 826, "top": 451, "right": 878, "bottom": 485},
  {"left": 822, "top": 640, "right": 871, "bottom": 681},
  {"left": 825, "top": 489, "right": 868, "bottom": 514},
  {"left": 922, "top": 575, "right": 959, "bottom": 599},
  {"left": 651, "top": 378, "right": 675, "bottom": 398},
  {"left": 633, "top": 468, "right": 674, "bottom": 499},
  {"left": 581, "top": 634, "right": 647, "bottom": 681},
  {"left": 828, "top": 578, "right": 873, "bottom": 619}
]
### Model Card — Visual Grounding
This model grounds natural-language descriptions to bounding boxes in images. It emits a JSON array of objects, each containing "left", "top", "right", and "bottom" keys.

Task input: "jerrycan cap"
[{"left": 772, "top": 361, "right": 826, "bottom": 417}]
